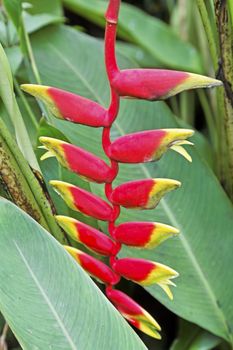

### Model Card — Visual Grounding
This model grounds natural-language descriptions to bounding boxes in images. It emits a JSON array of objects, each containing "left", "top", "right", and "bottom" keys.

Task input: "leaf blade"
[{"left": 0, "top": 199, "right": 147, "bottom": 350}]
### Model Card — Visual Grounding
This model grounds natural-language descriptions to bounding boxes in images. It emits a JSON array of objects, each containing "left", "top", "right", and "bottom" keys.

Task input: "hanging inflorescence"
[{"left": 21, "top": 0, "right": 222, "bottom": 339}]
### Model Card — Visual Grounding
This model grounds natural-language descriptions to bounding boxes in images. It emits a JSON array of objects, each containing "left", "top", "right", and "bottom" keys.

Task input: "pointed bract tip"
[
  {"left": 64, "top": 245, "right": 81, "bottom": 262},
  {"left": 49, "top": 179, "right": 68, "bottom": 188},
  {"left": 49, "top": 181, "right": 75, "bottom": 209},
  {"left": 154, "top": 222, "right": 179, "bottom": 236},
  {"left": 145, "top": 223, "right": 179, "bottom": 248},
  {"left": 164, "top": 128, "right": 194, "bottom": 140},
  {"left": 151, "top": 262, "right": 179, "bottom": 298},
  {"left": 153, "top": 178, "right": 181, "bottom": 188},
  {"left": 39, "top": 137, "right": 67, "bottom": 163},
  {"left": 21, "top": 84, "right": 49, "bottom": 97},
  {"left": 39, "top": 136, "right": 64, "bottom": 147},
  {"left": 186, "top": 73, "right": 222, "bottom": 89},
  {"left": 55, "top": 215, "right": 76, "bottom": 225}
]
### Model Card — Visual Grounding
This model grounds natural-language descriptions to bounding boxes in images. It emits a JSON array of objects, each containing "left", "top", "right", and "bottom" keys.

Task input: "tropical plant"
[{"left": 0, "top": 0, "right": 232, "bottom": 349}]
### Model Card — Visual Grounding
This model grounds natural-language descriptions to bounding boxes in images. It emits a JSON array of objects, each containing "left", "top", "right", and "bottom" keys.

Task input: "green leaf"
[
  {"left": 0, "top": 42, "right": 39, "bottom": 169},
  {"left": 5, "top": 46, "right": 23, "bottom": 74},
  {"left": 25, "top": 0, "right": 63, "bottom": 16},
  {"left": 170, "top": 320, "right": 221, "bottom": 350},
  {"left": 0, "top": 198, "right": 146, "bottom": 350},
  {"left": 116, "top": 41, "right": 162, "bottom": 68},
  {"left": 30, "top": 25, "right": 233, "bottom": 343},
  {"left": 3, "top": 0, "right": 22, "bottom": 29},
  {"left": 63, "top": 0, "right": 203, "bottom": 72},
  {"left": 24, "top": 12, "right": 65, "bottom": 34}
]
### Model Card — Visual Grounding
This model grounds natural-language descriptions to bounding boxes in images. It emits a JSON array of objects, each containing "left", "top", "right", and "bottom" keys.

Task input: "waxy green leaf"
[{"left": 0, "top": 199, "right": 147, "bottom": 350}]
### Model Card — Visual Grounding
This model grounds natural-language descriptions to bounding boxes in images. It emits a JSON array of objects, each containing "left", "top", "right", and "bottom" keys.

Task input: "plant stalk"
[{"left": 0, "top": 118, "right": 67, "bottom": 243}]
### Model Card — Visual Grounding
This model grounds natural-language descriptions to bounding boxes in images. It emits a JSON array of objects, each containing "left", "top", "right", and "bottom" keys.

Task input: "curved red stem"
[
  {"left": 103, "top": 0, "right": 122, "bottom": 290},
  {"left": 105, "top": 0, "right": 121, "bottom": 24},
  {"left": 105, "top": 22, "right": 119, "bottom": 82}
]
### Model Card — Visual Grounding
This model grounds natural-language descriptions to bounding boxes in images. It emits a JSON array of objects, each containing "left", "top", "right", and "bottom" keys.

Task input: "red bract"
[
  {"left": 110, "top": 69, "right": 222, "bottom": 100},
  {"left": 65, "top": 246, "right": 120, "bottom": 285},
  {"left": 21, "top": 84, "right": 109, "bottom": 127},
  {"left": 50, "top": 181, "right": 113, "bottom": 221},
  {"left": 111, "top": 178, "right": 181, "bottom": 209},
  {"left": 114, "top": 222, "right": 179, "bottom": 248},
  {"left": 108, "top": 129, "right": 194, "bottom": 163},
  {"left": 40, "top": 137, "right": 116, "bottom": 183},
  {"left": 106, "top": 288, "right": 161, "bottom": 339},
  {"left": 112, "top": 257, "right": 178, "bottom": 298},
  {"left": 56, "top": 215, "right": 117, "bottom": 256}
]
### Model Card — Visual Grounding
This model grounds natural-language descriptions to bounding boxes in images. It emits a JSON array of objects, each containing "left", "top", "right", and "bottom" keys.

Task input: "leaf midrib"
[
  {"left": 14, "top": 240, "right": 78, "bottom": 350},
  {"left": 46, "top": 39, "right": 230, "bottom": 341}
]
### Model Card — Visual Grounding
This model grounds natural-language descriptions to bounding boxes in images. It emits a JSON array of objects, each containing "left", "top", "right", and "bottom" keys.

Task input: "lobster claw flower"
[
  {"left": 111, "top": 69, "right": 222, "bottom": 100},
  {"left": 109, "top": 129, "right": 194, "bottom": 163},
  {"left": 114, "top": 221, "right": 179, "bottom": 248},
  {"left": 21, "top": 84, "right": 109, "bottom": 127},
  {"left": 50, "top": 180, "right": 113, "bottom": 221},
  {"left": 65, "top": 246, "right": 120, "bottom": 285},
  {"left": 111, "top": 178, "right": 181, "bottom": 209},
  {"left": 39, "top": 137, "right": 115, "bottom": 183},
  {"left": 56, "top": 215, "right": 117, "bottom": 256},
  {"left": 112, "top": 257, "right": 178, "bottom": 299},
  {"left": 106, "top": 288, "right": 161, "bottom": 339}
]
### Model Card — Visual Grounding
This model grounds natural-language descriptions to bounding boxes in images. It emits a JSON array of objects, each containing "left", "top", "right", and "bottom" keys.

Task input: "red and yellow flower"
[
  {"left": 109, "top": 129, "right": 194, "bottom": 163},
  {"left": 111, "top": 178, "right": 181, "bottom": 209},
  {"left": 50, "top": 180, "right": 113, "bottom": 221},
  {"left": 56, "top": 215, "right": 117, "bottom": 256},
  {"left": 40, "top": 137, "right": 115, "bottom": 183},
  {"left": 21, "top": 84, "right": 110, "bottom": 127},
  {"left": 65, "top": 246, "right": 120, "bottom": 285},
  {"left": 112, "top": 257, "right": 178, "bottom": 299},
  {"left": 106, "top": 288, "right": 161, "bottom": 339},
  {"left": 113, "top": 221, "right": 179, "bottom": 248}
]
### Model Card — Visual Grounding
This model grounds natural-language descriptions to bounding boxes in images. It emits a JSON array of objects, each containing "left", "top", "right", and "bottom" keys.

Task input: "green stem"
[
  {"left": 215, "top": 0, "right": 233, "bottom": 198},
  {"left": 0, "top": 118, "right": 67, "bottom": 244},
  {"left": 196, "top": 0, "right": 219, "bottom": 71},
  {"left": 198, "top": 90, "right": 218, "bottom": 150},
  {"left": 22, "top": 17, "right": 42, "bottom": 85},
  {"left": 228, "top": 0, "right": 233, "bottom": 29}
]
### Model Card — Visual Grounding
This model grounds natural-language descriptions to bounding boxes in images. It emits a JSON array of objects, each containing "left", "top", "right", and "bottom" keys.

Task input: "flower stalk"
[{"left": 22, "top": 0, "right": 222, "bottom": 339}]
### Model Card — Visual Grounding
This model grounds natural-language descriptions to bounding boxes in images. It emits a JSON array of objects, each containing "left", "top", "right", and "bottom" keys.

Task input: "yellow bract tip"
[
  {"left": 50, "top": 181, "right": 77, "bottom": 211},
  {"left": 40, "top": 137, "right": 67, "bottom": 167},
  {"left": 55, "top": 216, "right": 79, "bottom": 242},
  {"left": 64, "top": 245, "right": 81, "bottom": 264},
  {"left": 21, "top": 84, "right": 49, "bottom": 97},
  {"left": 147, "top": 178, "right": 181, "bottom": 209},
  {"left": 186, "top": 73, "right": 222, "bottom": 89}
]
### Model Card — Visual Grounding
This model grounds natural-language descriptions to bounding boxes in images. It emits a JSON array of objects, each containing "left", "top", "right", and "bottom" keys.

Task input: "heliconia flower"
[
  {"left": 21, "top": 84, "right": 109, "bottom": 127},
  {"left": 39, "top": 137, "right": 115, "bottom": 183},
  {"left": 110, "top": 69, "right": 222, "bottom": 100},
  {"left": 65, "top": 246, "right": 120, "bottom": 285},
  {"left": 108, "top": 129, "right": 194, "bottom": 163},
  {"left": 106, "top": 288, "right": 161, "bottom": 339},
  {"left": 112, "top": 258, "right": 178, "bottom": 299},
  {"left": 113, "top": 221, "right": 179, "bottom": 248},
  {"left": 111, "top": 178, "right": 181, "bottom": 210},
  {"left": 49, "top": 180, "right": 113, "bottom": 221},
  {"left": 56, "top": 215, "right": 117, "bottom": 256}
]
